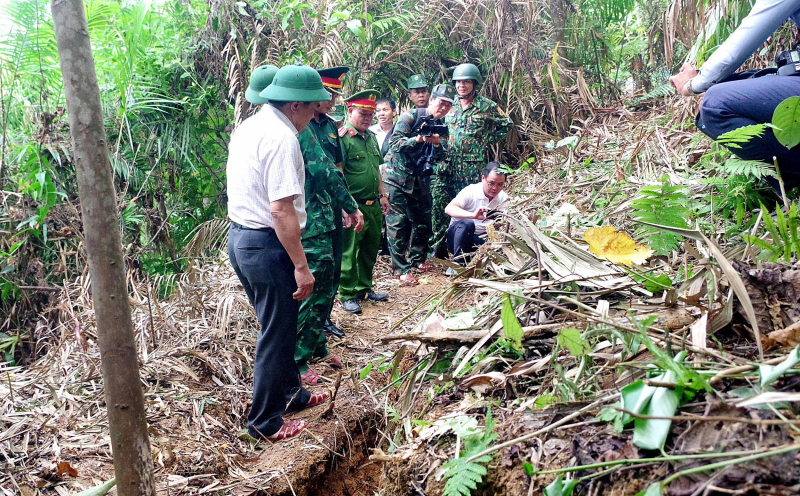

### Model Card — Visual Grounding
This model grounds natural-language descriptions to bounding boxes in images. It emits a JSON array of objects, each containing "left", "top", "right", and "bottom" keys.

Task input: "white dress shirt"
[
  {"left": 227, "top": 105, "right": 306, "bottom": 229},
  {"left": 449, "top": 183, "right": 509, "bottom": 235}
]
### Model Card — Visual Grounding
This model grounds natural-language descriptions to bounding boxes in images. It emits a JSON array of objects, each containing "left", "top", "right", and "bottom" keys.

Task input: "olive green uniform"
[
  {"left": 296, "top": 128, "right": 358, "bottom": 371},
  {"left": 432, "top": 95, "right": 512, "bottom": 248},
  {"left": 338, "top": 121, "right": 384, "bottom": 301}
]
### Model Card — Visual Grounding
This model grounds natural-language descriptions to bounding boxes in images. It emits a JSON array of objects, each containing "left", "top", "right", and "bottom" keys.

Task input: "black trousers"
[
  {"left": 697, "top": 76, "right": 800, "bottom": 192},
  {"left": 228, "top": 223, "right": 310, "bottom": 437},
  {"left": 446, "top": 219, "right": 485, "bottom": 263}
]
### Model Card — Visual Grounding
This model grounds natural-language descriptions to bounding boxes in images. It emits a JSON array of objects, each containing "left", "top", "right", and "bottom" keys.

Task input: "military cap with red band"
[
  {"left": 316, "top": 66, "right": 350, "bottom": 94},
  {"left": 344, "top": 89, "right": 380, "bottom": 109}
]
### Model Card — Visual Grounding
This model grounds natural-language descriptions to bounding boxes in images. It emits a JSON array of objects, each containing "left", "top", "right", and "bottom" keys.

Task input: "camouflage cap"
[
  {"left": 407, "top": 74, "right": 428, "bottom": 90},
  {"left": 431, "top": 83, "right": 456, "bottom": 103}
]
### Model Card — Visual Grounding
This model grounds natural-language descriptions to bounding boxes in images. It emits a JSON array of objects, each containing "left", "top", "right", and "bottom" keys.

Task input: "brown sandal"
[
  {"left": 304, "top": 391, "right": 330, "bottom": 409},
  {"left": 267, "top": 419, "right": 307, "bottom": 441}
]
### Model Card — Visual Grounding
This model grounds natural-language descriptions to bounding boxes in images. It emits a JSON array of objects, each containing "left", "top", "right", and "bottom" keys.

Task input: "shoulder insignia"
[{"left": 338, "top": 127, "right": 349, "bottom": 137}]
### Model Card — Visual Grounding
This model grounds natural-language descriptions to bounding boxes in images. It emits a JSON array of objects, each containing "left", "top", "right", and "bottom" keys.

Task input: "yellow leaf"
[{"left": 583, "top": 226, "right": 653, "bottom": 265}]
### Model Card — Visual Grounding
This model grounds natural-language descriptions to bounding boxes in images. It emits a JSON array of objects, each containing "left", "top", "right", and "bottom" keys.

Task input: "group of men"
[{"left": 226, "top": 62, "right": 512, "bottom": 441}]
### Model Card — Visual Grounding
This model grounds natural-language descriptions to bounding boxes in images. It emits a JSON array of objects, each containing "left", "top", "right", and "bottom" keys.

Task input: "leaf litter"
[{"left": 4, "top": 106, "right": 800, "bottom": 496}]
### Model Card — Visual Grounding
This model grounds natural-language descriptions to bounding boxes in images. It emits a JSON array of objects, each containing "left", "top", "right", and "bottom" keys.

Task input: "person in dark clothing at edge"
[
  {"left": 226, "top": 64, "right": 331, "bottom": 441},
  {"left": 669, "top": 0, "right": 800, "bottom": 193}
]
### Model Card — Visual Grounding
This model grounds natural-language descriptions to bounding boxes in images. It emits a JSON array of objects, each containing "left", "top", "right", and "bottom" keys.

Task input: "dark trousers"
[
  {"left": 228, "top": 223, "right": 310, "bottom": 438},
  {"left": 697, "top": 76, "right": 800, "bottom": 191},
  {"left": 446, "top": 219, "right": 485, "bottom": 264}
]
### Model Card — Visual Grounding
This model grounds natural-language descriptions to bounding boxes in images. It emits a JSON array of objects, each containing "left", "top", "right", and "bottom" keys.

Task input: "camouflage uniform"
[
  {"left": 306, "top": 114, "right": 347, "bottom": 325},
  {"left": 295, "top": 128, "right": 358, "bottom": 371},
  {"left": 432, "top": 95, "right": 512, "bottom": 248},
  {"left": 384, "top": 109, "right": 447, "bottom": 274}
]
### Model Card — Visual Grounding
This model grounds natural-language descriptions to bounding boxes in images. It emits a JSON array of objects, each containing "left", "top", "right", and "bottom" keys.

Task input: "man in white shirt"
[
  {"left": 227, "top": 64, "right": 331, "bottom": 442},
  {"left": 369, "top": 97, "right": 396, "bottom": 157},
  {"left": 444, "top": 162, "right": 508, "bottom": 273}
]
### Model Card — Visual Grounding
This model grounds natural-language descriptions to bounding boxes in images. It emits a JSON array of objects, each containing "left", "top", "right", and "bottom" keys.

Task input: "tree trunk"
[{"left": 50, "top": 1, "right": 156, "bottom": 495}]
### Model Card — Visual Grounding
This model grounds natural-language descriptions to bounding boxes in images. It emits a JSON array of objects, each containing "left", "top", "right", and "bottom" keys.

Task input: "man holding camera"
[
  {"left": 669, "top": 0, "right": 800, "bottom": 190},
  {"left": 384, "top": 84, "right": 456, "bottom": 285}
]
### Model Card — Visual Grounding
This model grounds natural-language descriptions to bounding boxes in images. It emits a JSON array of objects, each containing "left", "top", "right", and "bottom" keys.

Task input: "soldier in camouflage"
[
  {"left": 307, "top": 67, "right": 353, "bottom": 339},
  {"left": 295, "top": 127, "right": 363, "bottom": 385},
  {"left": 431, "top": 63, "right": 513, "bottom": 257},
  {"left": 384, "top": 84, "right": 456, "bottom": 285}
]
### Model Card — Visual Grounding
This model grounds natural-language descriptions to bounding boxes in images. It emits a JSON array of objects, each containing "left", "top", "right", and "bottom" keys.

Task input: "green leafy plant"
[
  {"left": 442, "top": 409, "right": 497, "bottom": 496},
  {"left": 743, "top": 202, "right": 800, "bottom": 262},
  {"left": 631, "top": 175, "right": 691, "bottom": 254}
]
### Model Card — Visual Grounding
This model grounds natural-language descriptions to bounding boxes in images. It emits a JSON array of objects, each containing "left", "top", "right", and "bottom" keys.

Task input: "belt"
[
  {"left": 357, "top": 197, "right": 381, "bottom": 206},
  {"left": 230, "top": 221, "right": 275, "bottom": 233}
]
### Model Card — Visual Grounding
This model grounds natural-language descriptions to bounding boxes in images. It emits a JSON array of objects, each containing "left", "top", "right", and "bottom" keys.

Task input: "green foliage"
[
  {"left": 744, "top": 202, "right": 800, "bottom": 262},
  {"left": 558, "top": 328, "right": 587, "bottom": 357},
  {"left": 543, "top": 475, "right": 579, "bottom": 496},
  {"left": 715, "top": 123, "right": 775, "bottom": 150},
  {"left": 772, "top": 96, "right": 800, "bottom": 149},
  {"left": 631, "top": 175, "right": 691, "bottom": 255},
  {"left": 501, "top": 295, "right": 524, "bottom": 352},
  {"left": 442, "top": 409, "right": 497, "bottom": 496},
  {"left": 628, "top": 83, "right": 673, "bottom": 106}
]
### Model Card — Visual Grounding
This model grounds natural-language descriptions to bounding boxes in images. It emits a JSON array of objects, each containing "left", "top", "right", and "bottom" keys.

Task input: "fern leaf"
[
  {"left": 718, "top": 158, "right": 776, "bottom": 179},
  {"left": 628, "top": 83, "right": 674, "bottom": 106},
  {"left": 716, "top": 124, "right": 775, "bottom": 149}
]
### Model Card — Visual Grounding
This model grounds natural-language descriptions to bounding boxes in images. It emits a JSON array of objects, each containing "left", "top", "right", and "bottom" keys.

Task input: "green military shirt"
[
  {"left": 445, "top": 94, "right": 512, "bottom": 166},
  {"left": 339, "top": 122, "right": 383, "bottom": 202},
  {"left": 298, "top": 128, "right": 359, "bottom": 239},
  {"left": 307, "top": 114, "right": 344, "bottom": 165}
]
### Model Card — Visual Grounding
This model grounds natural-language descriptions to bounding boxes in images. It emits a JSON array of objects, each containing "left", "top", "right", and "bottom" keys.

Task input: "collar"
[
  {"left": 344, "top": 121, "right": 368, "bottom": 137},
  {"left": 266, "top": 104, "right": 299, "bottom": 137}
]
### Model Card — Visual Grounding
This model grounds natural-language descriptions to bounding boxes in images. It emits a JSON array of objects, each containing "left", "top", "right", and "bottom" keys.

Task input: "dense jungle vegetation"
[{"left": 0, "top": 0, "right": 789, "bottom": 355}]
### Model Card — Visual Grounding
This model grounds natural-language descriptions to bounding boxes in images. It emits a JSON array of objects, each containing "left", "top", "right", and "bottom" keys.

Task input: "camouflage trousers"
[
  {"left": 295, "top": 233, "right": 334, "bottom": 372},
  {"left": 431, "top": 162, "right": 482, "bottom": 252},
  {"left": 385, "top": 174, "right": 432, "bottom": 275}
]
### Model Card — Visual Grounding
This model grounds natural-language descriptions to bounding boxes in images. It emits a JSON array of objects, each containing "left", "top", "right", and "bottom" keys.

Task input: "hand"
[
  {"left": 473, "top": 207, "right": 487, "bottom": 220},
  {"left": 669, "top": 63, "right": 699, "bottom": 97},
  {"left": 422, "top": 134, "right": 441, "bottom": 145},
  {"left": 380, "top": 196, "right": 390, "bottom": 216},
  {"left": 293, "top": 265, "right": 315, "bottom": 300},
  {"left": 351, "top": 209, "right": 365, "bottom": 233},
  {"left": 342, "top": 209, "right": 352, "bottom": 229}
]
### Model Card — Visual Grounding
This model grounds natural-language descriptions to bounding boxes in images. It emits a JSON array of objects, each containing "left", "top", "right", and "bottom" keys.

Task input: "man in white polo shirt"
[
  {"left": 227, "top": 64, "right": 331, "bottom": 441},
  {"left": 444, "top": 162, "right": 508, "bottom": 273}
]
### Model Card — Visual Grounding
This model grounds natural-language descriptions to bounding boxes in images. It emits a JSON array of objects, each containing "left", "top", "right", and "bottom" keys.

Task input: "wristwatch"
[{"left": 684, "top": 79, "right": 699, "bottom": 96}]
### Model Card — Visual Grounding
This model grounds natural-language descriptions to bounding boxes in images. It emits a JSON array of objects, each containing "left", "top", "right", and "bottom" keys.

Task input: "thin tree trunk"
[{"left": 50, "top": 1, "right": 156, "bottom": 495}]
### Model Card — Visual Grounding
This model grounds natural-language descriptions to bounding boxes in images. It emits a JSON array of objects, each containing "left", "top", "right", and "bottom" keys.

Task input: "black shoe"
[
  {"left": 343, "top": 299, "right": 362, "bottom": 314},
  {"left": 323, "top": 320, "right": 346, "bottom": 338},
  {"left": 364, "top": 291, "right": 389, "bottom": 302}
]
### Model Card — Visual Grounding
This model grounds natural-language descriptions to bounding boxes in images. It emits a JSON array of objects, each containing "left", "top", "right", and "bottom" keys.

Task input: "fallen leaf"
[
  {"left": 690, "top": 311, "right": 708, "bottom": 351},
  {"left": 583, "top": 226, "right": 653, "bottom": 265},
  {"left": 736, "top": 391, "right": 800, "bottom": 408},
  {"left": 460, "top": 372, "right": 507, "bottom": 394},
  {"left": 508, "top": 355, "right": 551, "bottom": 376},
  {"left": 768, "top": 320, "right": 800, "bottom": 348},
  {"left": 57, "top": 461, "right": 78, "bottom": 478}
]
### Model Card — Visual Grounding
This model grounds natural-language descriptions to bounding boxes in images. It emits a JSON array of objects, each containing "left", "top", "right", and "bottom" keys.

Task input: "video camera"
[
  {"left": 418, "top": 120, "right": 449, "bottom": 138},
  {"left": 776, "top": 47, "right": 800, "bottom": 77}
]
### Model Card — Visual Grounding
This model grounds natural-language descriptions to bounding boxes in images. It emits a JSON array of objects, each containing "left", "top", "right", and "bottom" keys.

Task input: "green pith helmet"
[
  {"left": 260, "top": 63, "right": 330, "bottom": 102},
  {"left": 245, "top": 65, "right": 279, "bottom": 104},
  {"left": 452, "top": 63, "right": 483, "bottom": 85},
  {"left": 329, "top": 104, "right": 346, "bottom": 121},
  {"left": 407, "top": 74, "right": 428, "bottom": 90},
  {"left": 431, "top": 83, "right": 456, "bottom": 103}
]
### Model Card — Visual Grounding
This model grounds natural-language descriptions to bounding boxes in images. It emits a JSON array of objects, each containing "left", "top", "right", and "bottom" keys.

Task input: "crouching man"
[{"left": 444, "top": 162, "right": 508, "bottom": 274}]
